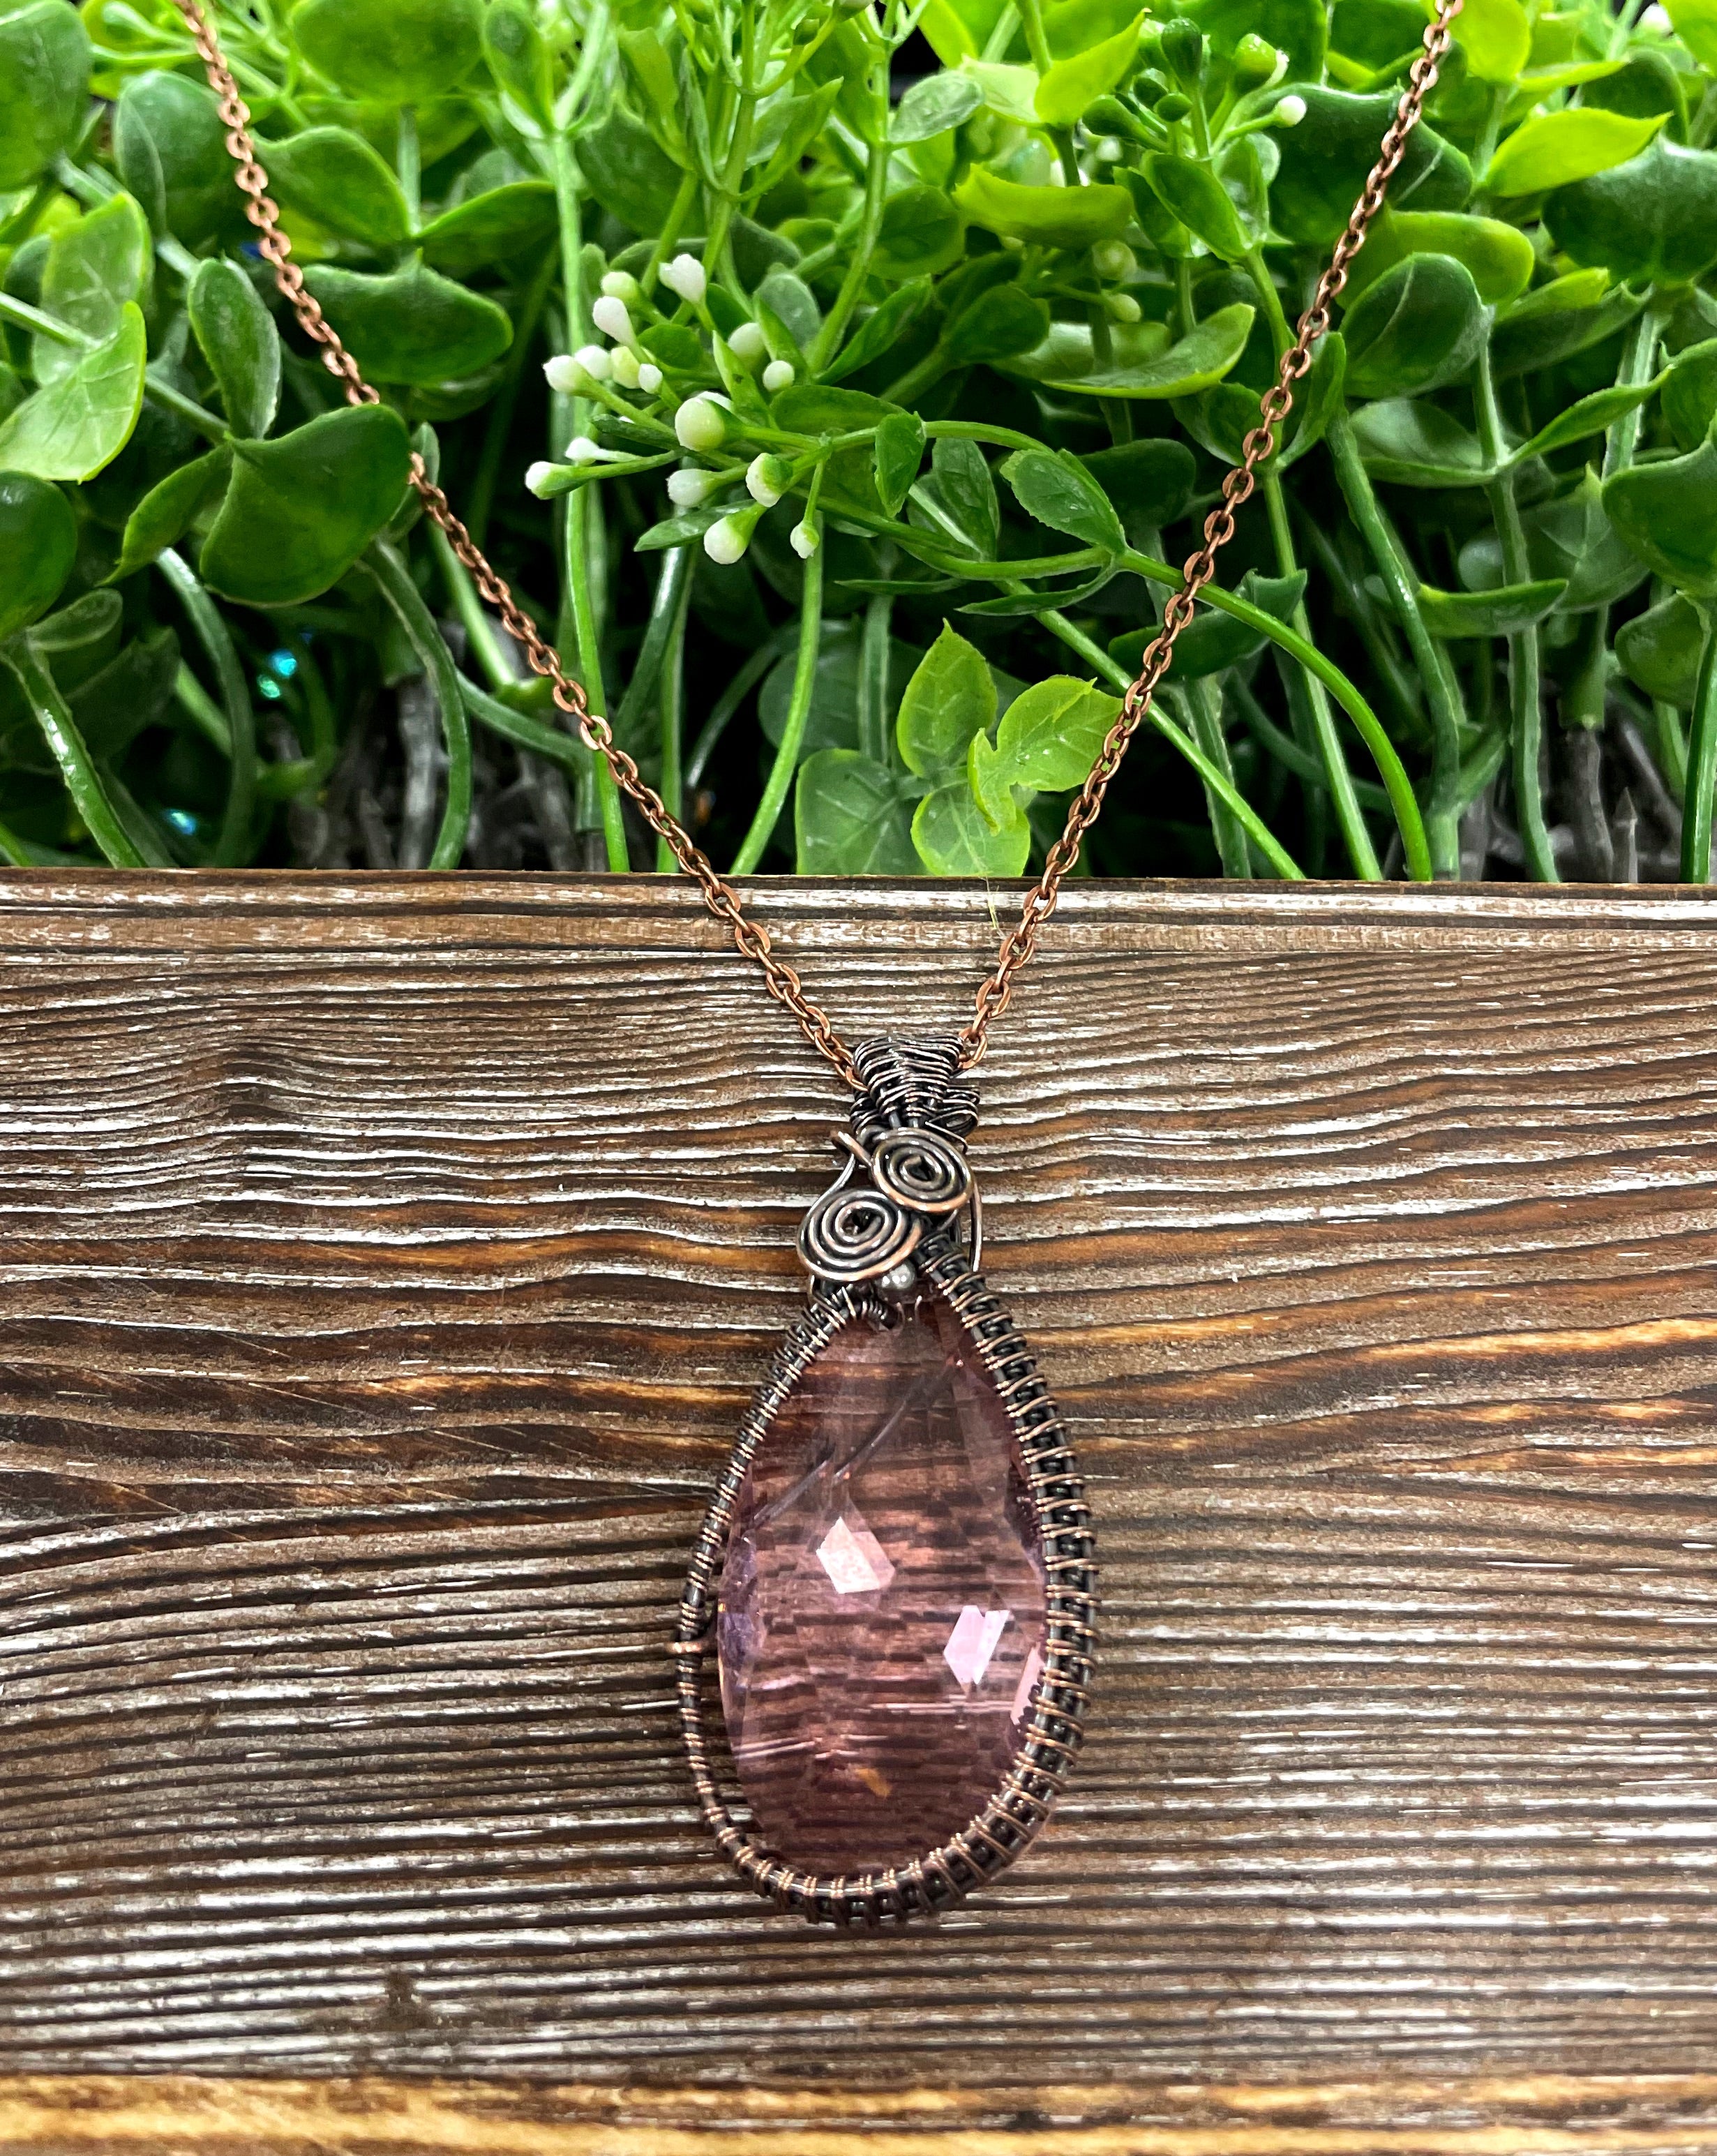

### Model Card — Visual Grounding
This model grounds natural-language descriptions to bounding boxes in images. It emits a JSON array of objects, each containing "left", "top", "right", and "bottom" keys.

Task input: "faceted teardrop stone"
[{"left": 717, "top": 1292, "right": 1047, "bottom": 1875}]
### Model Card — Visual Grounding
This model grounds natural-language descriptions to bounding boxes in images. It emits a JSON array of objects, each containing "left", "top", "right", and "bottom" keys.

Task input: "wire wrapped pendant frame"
[{"left": 674, "top": 1039, "right": 1097, "bottom": 1924}]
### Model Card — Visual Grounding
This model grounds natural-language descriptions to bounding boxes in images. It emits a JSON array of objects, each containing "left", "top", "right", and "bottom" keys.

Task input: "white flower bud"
[
  {"left": 704, "top": 511, "right": 756, "bottom": 564},
  {"left": 675, "top": 395, "right": 728, "bottom": 450},
  {"left": 601, "top": 269, "right": 642, "bottom": 304},
  {"left": 573, "top": 342, "right": 613, "bottom": 380},
  {"left": 762, "top": 357, "right": 795, "bottom": 392},
  {"left": 1273, "top": 91, "right": 1307, "bottom": 125},
  {"left": 592, "top": 294, "right": 635, "bottom": 344},
  {"left": 638, "top": 361, "right": 664, "bottom": 393},
  {"left": 543, "top": 352, "right": 585, "bottom": 394},
  {"left": 1094, "top": 135, "right": 1123, "bottom": 161},
  {"left": 1642, "top": 2, "right": 1672, "bottom": 29},
  {"left": 1092, "top": 240, "right": 1137, "bottom": 283},
  {"left": 1103, "top": 292, "right": 1142, "bottom": 322},
  {"left": 746, "top": 452, "right": 791, "bottom": 507},
  {"left": 790, "top": 515, "right": 820, "bottom": 560},
  {"left": 525, "top": 460, "right": 559, "bottom": 494},
  {"left": 728, "top": 320, "right": 767, "bottom": 361},
  {"left": 659, "top": 253, "right": 707, "bottom": 307},
  {"left": 667, "top": 465, "right": 723, "bottom": 507},
  {"left": 609, "top": 343, "right": 642, "bottom": 387},
  {"left": 566, "top": 435, "right": 603, "bottom": 462}
]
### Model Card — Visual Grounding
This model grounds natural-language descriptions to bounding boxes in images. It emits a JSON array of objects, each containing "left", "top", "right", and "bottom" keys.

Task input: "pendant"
[{"left": 675, "top": 1037, "right": 1097, "bottom": 1924}]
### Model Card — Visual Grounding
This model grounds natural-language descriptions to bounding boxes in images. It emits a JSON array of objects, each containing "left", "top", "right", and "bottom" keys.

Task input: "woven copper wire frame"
[{"left": 674, "top": 1042, "right": 1097, "bottom": 1925}]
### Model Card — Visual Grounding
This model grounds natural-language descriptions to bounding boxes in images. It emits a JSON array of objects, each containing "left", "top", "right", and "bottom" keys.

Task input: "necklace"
[{"left": 173, "top": 0, "right": 1460, "bottom": 1924}]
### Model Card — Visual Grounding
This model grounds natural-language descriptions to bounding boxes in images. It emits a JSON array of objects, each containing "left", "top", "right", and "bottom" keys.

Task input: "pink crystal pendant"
[{"left": 675, "top": 1038, "right": 1097, "bottom": 1925}]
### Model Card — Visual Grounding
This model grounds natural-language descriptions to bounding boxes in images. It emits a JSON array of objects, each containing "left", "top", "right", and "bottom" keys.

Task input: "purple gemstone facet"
[{"left": 717, "top": 1293, "right": 1047, "bottom": 1875}]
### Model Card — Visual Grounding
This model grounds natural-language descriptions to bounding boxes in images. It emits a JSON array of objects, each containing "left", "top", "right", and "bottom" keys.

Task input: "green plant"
[{"left": 0, "top": 0, "right": 1712, "bottom": 879}]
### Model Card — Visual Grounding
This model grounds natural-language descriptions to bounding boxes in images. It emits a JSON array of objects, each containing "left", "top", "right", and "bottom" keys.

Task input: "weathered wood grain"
[{"left": 0, "top": 874, "right": 1714, "bottom": 2118}]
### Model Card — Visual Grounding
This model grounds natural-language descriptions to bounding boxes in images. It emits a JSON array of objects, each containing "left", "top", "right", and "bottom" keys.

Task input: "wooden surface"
[{"left": 1, "top": 874, "right": 1716, "bottom": 2146}]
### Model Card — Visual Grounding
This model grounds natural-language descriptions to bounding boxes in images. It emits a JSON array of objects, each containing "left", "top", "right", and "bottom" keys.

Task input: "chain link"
[{"left": 170, "top": 0, "right": 1458, "bottom": 1088}]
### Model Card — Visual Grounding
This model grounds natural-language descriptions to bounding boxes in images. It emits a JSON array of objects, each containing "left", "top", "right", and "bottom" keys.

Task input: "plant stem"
[
  {"left": 433, "top": 524, "right": 517, "bottom": 690},
  {"left": 810, "top": 51, "right": 890, "bottom": 370},
  {"left": 458, "top": 671, "right": 584, "bottom": 770},
  {"left": 0, "top": 636, "right": 145, "bottom": 866},
  {"left": 1178, "top": 679, "right": 1251, "bottom": 874},
  {"left": 364, "top": 540, "right": 472, "bottom": 869},
  {"left": 730, "top": 541, "right": 824, "bottom": 871},
  {"left": 1263, "top": 470, "right": 1380, "bottom": 877},
  {"left": 1231, "top": 675, "right": 1392, "bottom": 810},
  {"left": 467, "top": 244, "right": 555, "bottom": 548},
  {"left": 158, "top": 545, "right": 256, "bottom": 866},
  {"left": 1032, "top": 599, "right": 1303, "bottom": 878},
  {"left": 1684, "top": 611, "right": 1717, "bottom": 879},
  {"left": 616, "top": 543, "right": 696, "bottom": 752},
  {"left": 857, "top": 581, "right": 894, "bottom": 765},
  {"left": 1326, "top": 408, "right": 1461, "bottom": 879},
  {"left": 1120, "top": 539, "right": 1432, "bottom": 880},
  {"left": 654, "top": 559, "right": 693, "bottom": 871},
  {"left": 0, "top": 290, "right": 230, "bottom": 443},
  {"left": 1473, "top": 345, "right": 1558, "bottom": 883},
  {"left": 396, "top": 106, "right": 421, "bottom": 229},
  {"left": 553, "top": 128, "right": 628, "bottom": 869},
  {"left": 1603, "top": 304, "right": 1663, "bottom": 479}
]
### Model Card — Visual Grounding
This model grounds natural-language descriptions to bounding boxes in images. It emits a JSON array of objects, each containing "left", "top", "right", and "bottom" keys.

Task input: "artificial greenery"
[{"left": 1, "top": 0, "right": 1716, "bottom": 878}]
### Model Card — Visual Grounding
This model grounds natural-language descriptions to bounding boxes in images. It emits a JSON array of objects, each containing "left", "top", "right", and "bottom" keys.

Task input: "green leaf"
[
  {"left": 897, "top": 621, "right": 996, "bottom": 774},
  {"left": 70, "top": 622, "right": 179, "bottom": 760},
  {"left": 795, "top": 748, "right": 917, "bottom": 872},
  {"left": 771, "top": 382, "right": 899, "bottom": 432},
  {"left": 874, "top": 409, "right": 926, "bottom": 516},
  {"left": 1271, "top": 89, "right": 1471, "bottom": 247},
  {"left": 1005, "top": 302, "right": 1254, "bottom": 398},
  {"left": 822, "top": 280, "right": 934, "bottom": 384},
  {"left": 1035, "top": 13, "right": 1144, "bottom": 125},
  {"left": 1349, "top": 397, "right": 1490, "bottom": 486},
  {"left": 913, "top": 774, "right": 1030, "bottom": 874},
  {"left": 1543, "top": 139, "right": 1717, "bottom": 290},
  {"left": 1486, "top": 107, "right": 1665, "bottom": 197},
  {"left": 300, "top": 261, "right": 512, "bottom": 385},
  {"left": 1415, "top": 578, "right": 1566, "bottom": 638},
  {"left": 199, "top": 403, "right": 414, "bottom": 606},
  {"left": 1342, "top": 253, "right": 1486, "bottom": 398},
  {"left": 1002, "top": 446, "right": 1125, "bottom": 553},
  {"left": 1604, "top": 436, "right": 1717, "bottom": 594},
  {"left": 579, "top": 105, "right": 684, "bottom": 235},
  {"left": 113, "top": 70, "right": 237, "bottom": 249},
  {"left": 294, "top": 0, "right": 483, "bottom": 102},
  {"left": 953, "top": 167, "right": 1132, "bottom": 248},
  {"left": 1490, "top": 269, "right": 1642, "bottom": 377},
  {"left": 987, "top": 672, "right": 1121, "bottom": 791},
  {"left": 1512, "top": 375, "right": 1666, "bottom": 461},
  {"left": 188, "top": 259, "right": 279, "bottom": 439},
  {"left": 482, "top": 0, "right": 555, "bottom": 130},
  {"left": 1080, "top": 436, "right": 1196, "bottom": 529},
  {"left": 1617, "top": 590, "right": 1705, "bottom": 708},
  {"left": 1340, "top": 207, "right": 1536, "bottom": 306},
  {"left": 755, "top": 271, "right": 820, "bottom": 360},
  {"left": 940, "top": 284, "right": 1050, "bottom": 366},
  {"left": 919, "top": 0, "right": 1012, "bottom": 62},
  {"left": 871, "top": 185, "right": 965, "bottom": 280},
  {"left": 1453, "top": 0, "right": 1531, "bottom": 84},
  {"left": 110, "top": 444, "right": 231, "bottom": 580},
  {"left": 1109, "top": 569, "right": 1307, "bottom": 680},
  {"left": 0, "top": 0, "right": 90, "bottom": 189},
  {"left": 36, "top": 191, "right": 151, "bottom": 385},
  {"left": 959, "top": 61, "right": 1040, "bottom": 123},
  {"left": 1190, "top": 0, "right": 1325, "bottom": 79},
  {"left": 0, "top": 473, "right": 75, "bottom": 640},
  {"left": 1143, "top": 151, "right": 1250, "bottom": 262},
  {"left": 1665, "top": 0, "right": 1717, "bottom": 71},
  {"left": 1665, "top": 338, "right": 1717, "bottom": 451},
  {"left": 262, "top": 127, "right": 412, "bottom": 249},
  {"left": 417, "top": 181, "right": 558, "bottom": 274},
  {"left": 892, "top": 71, "right": 983, "bottom": 142},
  {"left": 910, "top": 436, "right": 998, "bottom": 559},
  {"left": 0, "top": 304, "right": 147, "bottom": 481}
]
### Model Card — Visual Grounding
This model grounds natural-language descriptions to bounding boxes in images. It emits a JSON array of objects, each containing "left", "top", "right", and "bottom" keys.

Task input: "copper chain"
[{"left": 169, "top": 0, "right": 1459, "bottom": 1088}]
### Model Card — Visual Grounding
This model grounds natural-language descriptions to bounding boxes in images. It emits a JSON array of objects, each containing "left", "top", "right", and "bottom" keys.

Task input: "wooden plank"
[
  {"left": 0, "top": 874, "right": 1714, "bottom": 2119},
  {"left": 4, "top": 2071, "right": 1717, "bottom": 2153}
]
